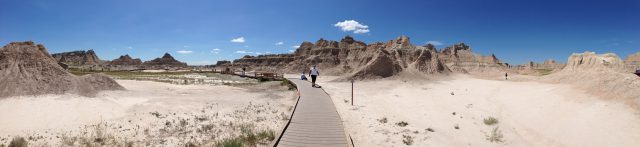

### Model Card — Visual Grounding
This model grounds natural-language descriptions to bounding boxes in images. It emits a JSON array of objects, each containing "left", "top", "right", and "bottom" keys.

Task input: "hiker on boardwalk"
[
  {"left": 301, "top": 71, "right": 308, "bottom": 80},
  {"left": 308, "top": 65, "right": 319, "bottom": 87}
]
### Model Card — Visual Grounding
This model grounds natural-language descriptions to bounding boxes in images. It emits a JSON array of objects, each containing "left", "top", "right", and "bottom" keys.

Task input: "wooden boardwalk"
[{"left": 275, "top": 79, "right": 349, "bottom": 147}]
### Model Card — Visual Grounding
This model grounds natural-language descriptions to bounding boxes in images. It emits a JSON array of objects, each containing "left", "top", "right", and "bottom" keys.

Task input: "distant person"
[
  {"left": 242, "top": 67, "right": 246, "bottom": 75},
  {"left": 309, "top": 65, "right": 319, "bottom": 87},
  {"left": 301, "top": 71, "right": 308, "bottom": 80},
  {"left": 505, "top": 72, "right": 508, "bottom": 80}
]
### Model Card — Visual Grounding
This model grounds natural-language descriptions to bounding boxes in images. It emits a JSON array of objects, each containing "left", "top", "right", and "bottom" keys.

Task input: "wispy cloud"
[
  {"left": 183, "top": 45, "right": 190, "bottom": 48},
  {"left": 334, "top": 20, "right": 370, "bottom": 34},
  {"left": 235, "top": 50, "right": 253, "bottom": 54},
  {"left": 291, "top": 45, "right": 300, "bottom": 49},
  {"left": 127, "top": 46, "right": 133, "bottom": 50},
  {"left": 289, "top": 50, "right": 295, "bottom": 52},
  {"left": 426, "top": 41, "right": 443, "bottom": 46},
  {"left": 211, "top": 48, "right": 221, "bottom": 54},
  {"left": 176, "top": 50, "right": 193, "bottom": 54},
  {"left": 275, "top": 42, "right": 284, "bottom": 45},
  {"left": 231, "top": 37, "right": 245, "bottom": 43}
]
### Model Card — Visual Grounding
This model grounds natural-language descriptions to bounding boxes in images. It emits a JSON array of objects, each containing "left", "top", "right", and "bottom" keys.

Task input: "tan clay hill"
[
  {"left": 0, "top": 41, "right": 124, "bottom": 98},
  {"left": 52, "top": 49, "right": 102, "bottom": 66},
  {"left": 544, "top": 51, "right": 640, "bottom": 105},
  {"left": 220, "top": 36, "right": 507, "bottom": 79},
  {"left": 625, "top": 52, "right": 640, "bottom": 72}
]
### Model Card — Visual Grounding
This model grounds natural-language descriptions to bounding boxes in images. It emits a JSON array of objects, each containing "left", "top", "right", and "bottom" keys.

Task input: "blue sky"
[{"left": 1, "top": 0, "right": 638, "bottom": 65}]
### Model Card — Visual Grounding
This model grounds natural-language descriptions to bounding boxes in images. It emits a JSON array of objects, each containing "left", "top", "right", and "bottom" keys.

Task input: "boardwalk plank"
[{"left": 275, "top": 78, "right": 348, "bottom": 147}]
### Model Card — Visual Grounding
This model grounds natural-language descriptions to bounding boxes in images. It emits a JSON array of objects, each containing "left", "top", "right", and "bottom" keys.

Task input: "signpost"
[{"left": 351, "top": 79, "right": 354, "bottom": 106}]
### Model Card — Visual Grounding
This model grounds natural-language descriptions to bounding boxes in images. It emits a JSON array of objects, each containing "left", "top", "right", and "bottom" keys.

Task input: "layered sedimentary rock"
[
  {"left": 543, "top": 51, "right": 640, "bottom": 103},
  {"left": 225, "top": 36, "right": 466, "bottom": 79},
  {"left": 143, "top": 53, "right": 188, "bottom": 69},
  {"left": 564, "top": 51, "right": 625, "bottom": 72},
  {"left": 625, "top": 52, "right": 640, "bottom": 72},
  {"left": 106, "top": 54, "right": 143, "bottom": 71},
  {"left": 223, "top": 35, "right": 506, "bottom": 79},
  {"left": 52, "top": 49, "right": 102, "bottom": 65},
  {"left": 0, "top": 41, "right": 124, "bottom": 98},
  {"left": 516, "top": 59, "right": 565, "bottom": 70},
  {"left": 439, "top": 42, "right": 507, "bottom": 73},
  {"left": 108, "top": 54, "right": 142, "bottom": 65}
]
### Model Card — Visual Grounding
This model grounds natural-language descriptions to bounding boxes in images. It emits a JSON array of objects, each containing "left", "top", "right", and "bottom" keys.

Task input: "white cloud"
[
  {"left": 275, "top": 42, "right": 284, "bottom": 45},
  {"left": 255, "top": 52, "right": 263, "bottom": 55},
  {"left": 127, "top": 46, "right": 133, "bottom": 50},
  {"left": 211, "top": 48, "right": 221, "bottom": 54},
  {"left": 334, "top": 20, "right": 370, "bottom": 34},
  {"left": 176, "top": 50, "right": 193, "bottom": 54},
  {"left": 235, "top": 50, "right": 253, "bottom": 54},
  {"left": 426, "top": 41, "right": 443, "bottom": 46},
  {"left": 289, "top": 50, "right": 295, "bottom": 52},
  {"left": 231, "top": 37, "right": 245, "bottom": 43},
  {"left": 291, "top": 45, "right": 300, "bottom": 49},
  {"left": 183, "top": 45, "right": 190, "bottom": 48}
]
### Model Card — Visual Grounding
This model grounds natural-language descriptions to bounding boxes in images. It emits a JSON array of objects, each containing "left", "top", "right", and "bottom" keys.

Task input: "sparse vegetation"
[
  {"left": 483, "top": 117, "right": 499, "bottom": 125},
  {"left": 402, "top": 135, "right": 414, "bottom": 145},
  {"left": 426, "top": 128, "right": 435, "bottom": 132},
  {"left": 378, "top": 117, "right": 388, "bottom": 124},
  {"left": 215, "top": 138, "right": 243, "bottom": 147},
  {"left": 454, "top": 124, "right": 460, "bottom": 129},
  {"left": 214, "top": 124, "right": 277, "bottom": 147},
  {"left": 396, "top": 121, "right": 409, "bottom": 127},
  {"left": 280, "top": 80, "right": 296, "bottom": 90},
  {"left": 486, "top": 127, "right": 504, "bottom": 143},
  {"left": 9, "top": 137, "right": 27, "bottom": 147},
  {"left": 536, "top": 69, "right": 553, "bottom": 75},
  {"left": 257, "top": 130, "right": 276, "bottom": 141}
]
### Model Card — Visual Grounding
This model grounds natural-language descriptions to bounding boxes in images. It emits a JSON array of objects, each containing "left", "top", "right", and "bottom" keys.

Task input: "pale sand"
[
  {"left": 0, "top": 80, "right": 296, "bottom": 146},
  {"left": 302, "top": 74, "right": 640, "bottom": 147}
]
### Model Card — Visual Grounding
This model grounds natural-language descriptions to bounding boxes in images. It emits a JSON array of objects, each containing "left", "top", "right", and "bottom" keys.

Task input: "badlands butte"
[{"left": 1, "top": 35, "right": 640, "bottom": 146}]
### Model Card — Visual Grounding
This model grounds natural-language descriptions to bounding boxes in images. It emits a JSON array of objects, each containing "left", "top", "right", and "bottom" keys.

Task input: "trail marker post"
[{"left": 351, "top": 79, "right": 354, "bottom": 106}]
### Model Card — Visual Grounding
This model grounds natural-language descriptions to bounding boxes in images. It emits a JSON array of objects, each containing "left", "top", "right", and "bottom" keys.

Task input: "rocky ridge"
[
  {"left": 52, "top": 49, "right": 102, "bottom": 65},
  {"left": 142, "top": 53, "right": 188, "bottom": 70},
  {"left": 220, "top": 35, "right": 507, "bottom": 79}
]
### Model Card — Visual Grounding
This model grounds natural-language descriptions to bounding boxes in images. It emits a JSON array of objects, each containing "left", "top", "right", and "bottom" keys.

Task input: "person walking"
[
  {"left": 505, "top": 72, "right": 508, "bottom": 80},
  {"left": 309, "top": 65, "right": 319, "bottom": 87}
]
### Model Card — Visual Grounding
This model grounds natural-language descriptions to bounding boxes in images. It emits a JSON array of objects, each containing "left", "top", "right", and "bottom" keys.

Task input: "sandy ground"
[
  {"left": 304, "top": 74, "right": 640, "bottom": 147},
  {"left": 0, "top": 80, "right": 296, "bottom": 146}
]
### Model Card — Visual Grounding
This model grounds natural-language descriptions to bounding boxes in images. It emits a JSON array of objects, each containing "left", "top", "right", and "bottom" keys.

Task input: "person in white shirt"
[{"left": 308, "top": 65, "right": 319, "bottom": 87}]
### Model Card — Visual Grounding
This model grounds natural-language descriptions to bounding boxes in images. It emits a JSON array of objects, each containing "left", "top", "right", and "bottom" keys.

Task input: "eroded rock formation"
[
  {"left": 223, "top": 35, "right": 506, "bottom": 79},
  {"left": 564, "top": 51, "right": 625, "bottom": 71},
  {"left": 439, "top": 42, "right": 507, "bottom": 73},
  {"left": 108, "top": 54, "right": 142, "bottom": 65},
  {"left": 52, "top": 49, "right": 102, "bottom": 65},
  {"left": 143, "top": 53, "right": 188, "bottom": 69},
  {"left": 625, "top": 52, "right": 640, "bottom": 72},
  {"left": 0, "top": 41, "right": 124, "bottom": 98},
  {"left": 106, "top": 54, "right": 143, "bottom": 71}
]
